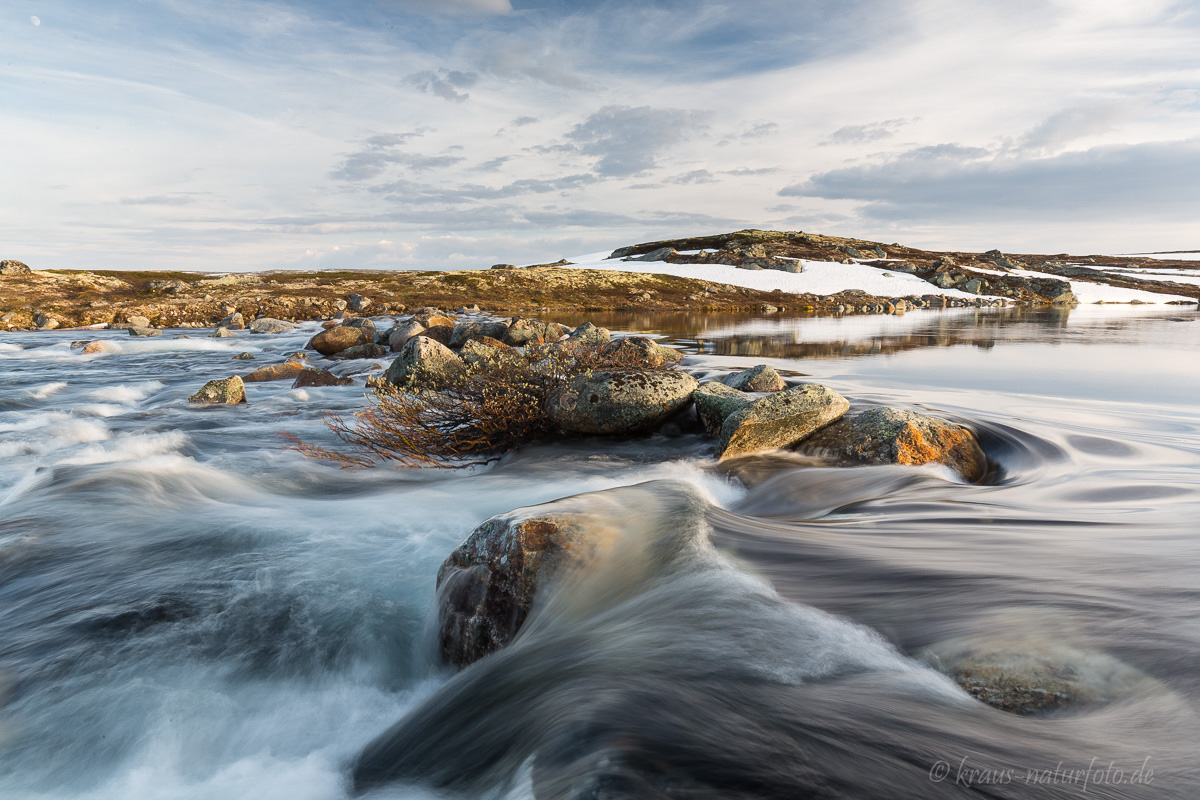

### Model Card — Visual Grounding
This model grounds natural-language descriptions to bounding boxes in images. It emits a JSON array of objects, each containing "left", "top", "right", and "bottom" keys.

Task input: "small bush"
[{"left": 292, "top": 341, "right": 676, "bottom": 468}]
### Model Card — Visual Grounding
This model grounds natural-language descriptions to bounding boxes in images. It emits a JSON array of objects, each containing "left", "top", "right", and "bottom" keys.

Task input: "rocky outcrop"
[
  {"left": 548, "top": 369, "right": 698, "bottom": 435},
  {"left": 307, "top": 325, "right": 370, "bottom": 356},
  {"left": 384, "top": 335, "right": 463, "bottom": 387},
  {"left": 242, "top": 362, "right": 306, "bottom": 383},
  {"left": 248, "top": 317, "right": 295, "bottom": 334},
  {"left": 797, "top": 406, "right": 987, "bottom": 482},
  {"left": 0, "top": 259, "right": 31, "bottom": 275},
  {"left": 715, "top": 383, "right": 848, "bottom": 460},
  {"left": 188, "top": 376, "right": 247, "bottom": 404},
  {"left": 722, "top": 364, "right": 786, "bottom": 392},
  {"left": 693, "top": 382, "right": 752, "bottom": 438},
  {"left": 292, "top": 368, "right": 354, "bottom": 388}
]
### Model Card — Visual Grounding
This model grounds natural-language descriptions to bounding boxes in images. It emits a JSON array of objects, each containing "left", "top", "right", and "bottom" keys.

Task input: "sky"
[{"left": 3, "top": 0, "right": 1199, "bottom": 271}]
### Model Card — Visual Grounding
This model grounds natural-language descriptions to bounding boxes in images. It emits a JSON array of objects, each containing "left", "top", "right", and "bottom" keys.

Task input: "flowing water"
[{"left": 1, "top": 306, "right": 1198, "bottom": 799}]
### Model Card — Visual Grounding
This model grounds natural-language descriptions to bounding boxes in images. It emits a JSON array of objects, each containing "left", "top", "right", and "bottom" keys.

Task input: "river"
[{"left": 1, "top": 306, "right": 1198, "bottom": 799}]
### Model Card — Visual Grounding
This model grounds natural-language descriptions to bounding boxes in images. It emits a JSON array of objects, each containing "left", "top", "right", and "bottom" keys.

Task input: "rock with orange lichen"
[{"left": 797, "top": 406, "right": 987, "bottom": 482}]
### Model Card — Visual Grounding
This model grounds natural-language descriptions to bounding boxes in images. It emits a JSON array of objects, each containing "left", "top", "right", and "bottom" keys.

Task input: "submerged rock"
[
  {"left": 188, "top": 376, "right": 247, "bottom": 404},
  {"left": 292, "top": 368, "right": 353, "bottom": 388},
  {"left": 232, "top": 352, "right": 255, "bottom": 360},
  {"left": 797, "top": 406, "right": 987, "bottom": 482},
  {"left": 218, "top": 312, "right": 245, "bottom": 330},
  {"left": 337, "top": 343, "right": 388, "bottom": 360},
  {"left": 209, "top": 327, "right": 233, "bottom": 338},
  {"left": 693, "top": 382, "right": 753, "bottom": 438},
  {"left": 722, "top": 364, "right": 786, "bottom": 392},
  {"left": 384, "top": 335, "right": 463, "bottom": 387},
  {"left": 715, "top": 383, "right": 848, "bottom": 460},
  {"left": 307, "top": 325, "right": 369, "bottom": 356},
  {"left": 242, "top": 362, "right": 306, "bottom": 383},
  {"left": 549, "top": 369, "right": 698, "bottom": 435}
]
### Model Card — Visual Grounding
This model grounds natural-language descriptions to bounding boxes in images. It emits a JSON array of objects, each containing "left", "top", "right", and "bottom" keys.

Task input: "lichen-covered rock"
[
  {"left": 343, "top": 317, "right": 378, "bottom": 342},
  {"left": 412, "top": 312, "right": 456, "bottom": 329},
  {"left": 693, "top": 382, "right": 752, "bottom": 438},
  {"left": 549, "top": 369, "right": 698, "bottom": 435},
  {"left": 386, "top": 320, "right": 426, "bottom": 352},
  {"left": 715, "top": 383, "right": 848, "bottom": 460},
  {"left": 435, "top": 480, "right": 710, "bottom": 668},
  {"left": 722, "top": 364, "right": 786, "bottom": 392},
  {"left": 307, "top": 325, "right": 369, "bottom": 356},
  {"left": 347, "top": 293, "right": 371, "bottom": 313},
  {"left": 502, "top": 317, "right": 565, "bottom": 346},
  {"left": 568, "top": 321, "right": 611, "bottom": 347},
  {"left": 127, "top": 315, "right": 151, "bottom": 329},
  {"left": 460, "top": 336, "right": 515, "bottom": 366},
  {"left": 337, "top": 343, "right": 388, "bottom": 360},
  {"left": 218, "top": 312, "right": 245, "bottom": 330},
  {"left": 449, "top": 320, "right": 509, "bottom": 348},
  {"left": 600, "top": 336, "right": 683, "bottom": 368},
  {"left": 797, "top": 406, "right": 987, "bottom": 482},
  {"left": 384, "top": 335, "right": 463, "bottom": 387},
  {"left": 81, "top": 341, "right": 110, "bottom": 354},
  {"left": 188, "top": 376, "right": 247, "bottom": 404},
  {"left": 422, "top": 325, "right": 455, "bottom": 346},
  {"left": 292, "top": 368, "right": 354, "bottom": 388},
  {"left": 248, "top": 317, "right": 295, "bottom": 334},
  {"left": 128, "top": 326, "right": 161, "bottom": 337},
  {"left": 232, "top": 352, "right": 255, "bottom": 360},
  {"left": 242, "top": 362, "right": 306, "bottom": 383},
  {"left": 0, "top": 259, "right": 31, "bottom": 275},
  {"left": 209, "top": 327, "right": 233, "bottom": 338}
]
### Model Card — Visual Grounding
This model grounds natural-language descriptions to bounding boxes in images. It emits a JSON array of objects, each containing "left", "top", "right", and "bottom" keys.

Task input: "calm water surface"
[{"left": 1, "top": 306, "right": 1198, "bottom": 799}]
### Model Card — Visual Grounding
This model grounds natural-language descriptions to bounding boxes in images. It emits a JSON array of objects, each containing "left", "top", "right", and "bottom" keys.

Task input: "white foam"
[
  {"left": 88, "top": 381, "right": 166, "bottom": 403},
  {"left": 58, "top": 431, "right": 189, "bottom": 466},
  {"left": 27, "top": 381, "right": 68, "bottom": 399},
  {"left": 0, "top": 342, "right": 23, "bottom": 353}
]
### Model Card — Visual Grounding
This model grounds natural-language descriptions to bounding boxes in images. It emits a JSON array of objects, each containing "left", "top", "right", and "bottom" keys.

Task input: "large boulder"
[
  {"left": 567, "top": 321, "right": 610, "bottom": 347},
  {"left": 386, "top": 320, "right": 426, "bottom": 352},
  {"left": 436, "top": 480, "right": 710, "bottom": 668},
  {"left": 188, "top": 376, "right": 247, "bottom": 404},
  {"left": 422, "top": 325, "right": 455, "bottom": 346},
  {"left": 722, "top": 364, "right": 786, "bottom": 392},
  {"left": 384, "top": 335, "right": 463, "bottom": 387},
  {"left": 0, "top": 259, "right": 31, "bottom": 275},
  {"left": 715, "top": 383, "right": 848, "bottom": 460},
  {"left": 600, "top": 336, "right": 683, "bottom": 368},
  {"left": 242, "top": 362, "right": 306, "bottom": 383},
  {"left": 502, "top": 318, "right": 566, "bottom": 346},
  {"left": 449, "top": 320, "right": 509, "bottom": 349},
  {"left": 693, "top": 382, "right": 752, "bottom": 438},
  {"left": 248, "top": 317, "right": 296, "bottom": 334},
  {"left": 343, "top": 317, "right": 378, "bottom": 342},
  {"left": 209, "top": 327, "right": 233, "bottom": 338},
  {"left": 797, "top": 406, "right": 987, "bottom": 482},
  {"left": 307, "top": 325, "right": 369, "bottom": 356},
  {"left": 548, "top": 369, "right": 698, "bottom": 435},
  {"left": 412, "top": 312, "right": 456, "bottom": 329}
]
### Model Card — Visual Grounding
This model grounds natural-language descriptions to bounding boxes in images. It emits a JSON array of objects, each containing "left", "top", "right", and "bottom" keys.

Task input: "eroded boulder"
[
  {"left": 549, "top": 369, "right": 698, "bottom": 435},
  {"left": 797, "top": 406, "right": 987, "bottom": 482},
  {"left": 715, "top": 383, "right": 848, "bottom": 460}
]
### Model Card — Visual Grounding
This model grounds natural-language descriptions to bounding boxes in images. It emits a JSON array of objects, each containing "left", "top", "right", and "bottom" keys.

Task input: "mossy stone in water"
[
  {"left": 715, "top": 383, "right": 848, "bottom": 460},
  {"left": 188, "top": 376, "right": 246, "bottom": 404}
]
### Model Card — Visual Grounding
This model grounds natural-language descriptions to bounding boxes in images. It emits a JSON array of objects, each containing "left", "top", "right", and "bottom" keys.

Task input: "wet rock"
[
  {"left": 797, "top": 406, "right": 987, "bottom": 482},
  {"left": 548, "top": 369, "right": 699, "bottom": 435},
  {"left": 435, "top": 480, "right": 709, "bottom": 668},
  {"left": 188, "top": 376, "right": 247, "bottom": 404},
  {"left": 924, "top": 636, "right": 1162, "bottom": 716},
  {"left": 248, "top": 317, "right": 295, "bottom": 334},
  {"left": 387, "top": 320, "right": 426, "bottom": 352},
  {"left": 242, "top": 361, "right": 306, "bottom": 382},
  {"left": 292, "top": 368, "right": 354, "bottom": 388},
  {"left": 599, "top": 336, "right": 683, "bottom": 368},
  {"left": 34, "top": 314, "right": 60, "bottom": 331},
  {"left": 209, "top": 327, "right": 233, "bottom": 338},
  {"left": 81, "top": 341, "right": 108, "bottom": 354},
  {"left": 232, "top": 352, "right": 255, "bottom": 360},
  {"left": 307, "top": 325, "right": 369, "bottom": 356},
  {"left": 337, "top": 343, "right": 388, "bottom": 360},
  {"left": 128, "top": 326, "right": 161, "bottom": 337},
  {"left": 347, "top": 294, "right": 371, "bottom": 313},
  {"left": 218, "top": 312, "right": 245, "bottom": 330},
  {"left": 0, "top": 259, "right": 31, "bottom": 275},
  {"left": 384, "top": 335, "right": 464, "bottom": 388},
  {"left": 715, "top": 383, "right": 849, "bottom": 460},
  {"left": 449, "top": 320, "right": 509, "bottom": 349},
  {"left": 457, "top": 304, "right": 481, "bottom": 313},
  {"left": 722, "top": 364, "right": 786, "bottom": 392},
  {"left": 693, "top": 382, "right": 752, "bottom": 438}
]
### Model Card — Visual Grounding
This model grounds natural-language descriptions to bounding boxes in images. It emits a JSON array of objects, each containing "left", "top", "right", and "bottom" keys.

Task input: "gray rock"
[
  {"left": 337, "top": 343, "right": 388, "bottom": 360},
  {"left": 347, "top": 294, "right": 371, "bottom": 313},
  {"left": 436, "top": 480, "right": 710, "bottom": 668},
  {"left": 232, "top": 352, "right": 255, "bottom": 360},
  {"left": 387, "top": 320, "right": 427, "bottom": 352},
  {"left": 0, "top": 259, "right": 31, "bottom": 275},
  {"left": 218, "top": 312, "right": 245, "bottom": 330},
  {"left": 627, "top": 246, "right": 676, "bottom": 262},
  {"left": 548, "top": 369, "right": 699, "bottom": 435},
  {"left": 768, "top": 260, "right": 803, "bottom": 273},
  {"left": 502, "top": 317, "right": 564, "bottom": 346},
  {"left": 343, "top": 317, "right": 378, "bottom": 342},
  {"left": 128, "top": 326, "right": 162, "bottom": 337},
  {"left": 384, "top": 335, "right": 464, "bottom": 388},
  {"left": 449, "top": 320, "right": 508, "bottom": 349},
  {"left": 796, "top": 406, "right": 987, "bottom": 482},
  {"left": 722, "top": 364, "right": 786, "bottom": 393},
  {"left": 209, "top": 327, "right": 233, "bottom": 338},
  {"left": 599, "top": 336, "right": 683, "bottom": 368},
  {"left": 148, "top": 279, "right": 189, "bottom": 293},
  {"left": 127, "top": 315, "right": 151, "bottom": 329},
  {"left": 34, "top": 314, "right": 60, "bottom": 331},
  {"left": 248, "top": 317, "right": 296, "bottom": 334},
  {"left": 460, "top": 337, "right": 516, "bottom": 366},
  {"left": 693, "top": 382, "right": 752, "bottom": 438},
  {"left": 567, "top": 321, "right": 611, "bottom": 347},
  {"left": 188, "top": 376, "right": 246, "bottom": 404},
  {"left": 715, "top": 383, "right": 849, "bottom": 460}
]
